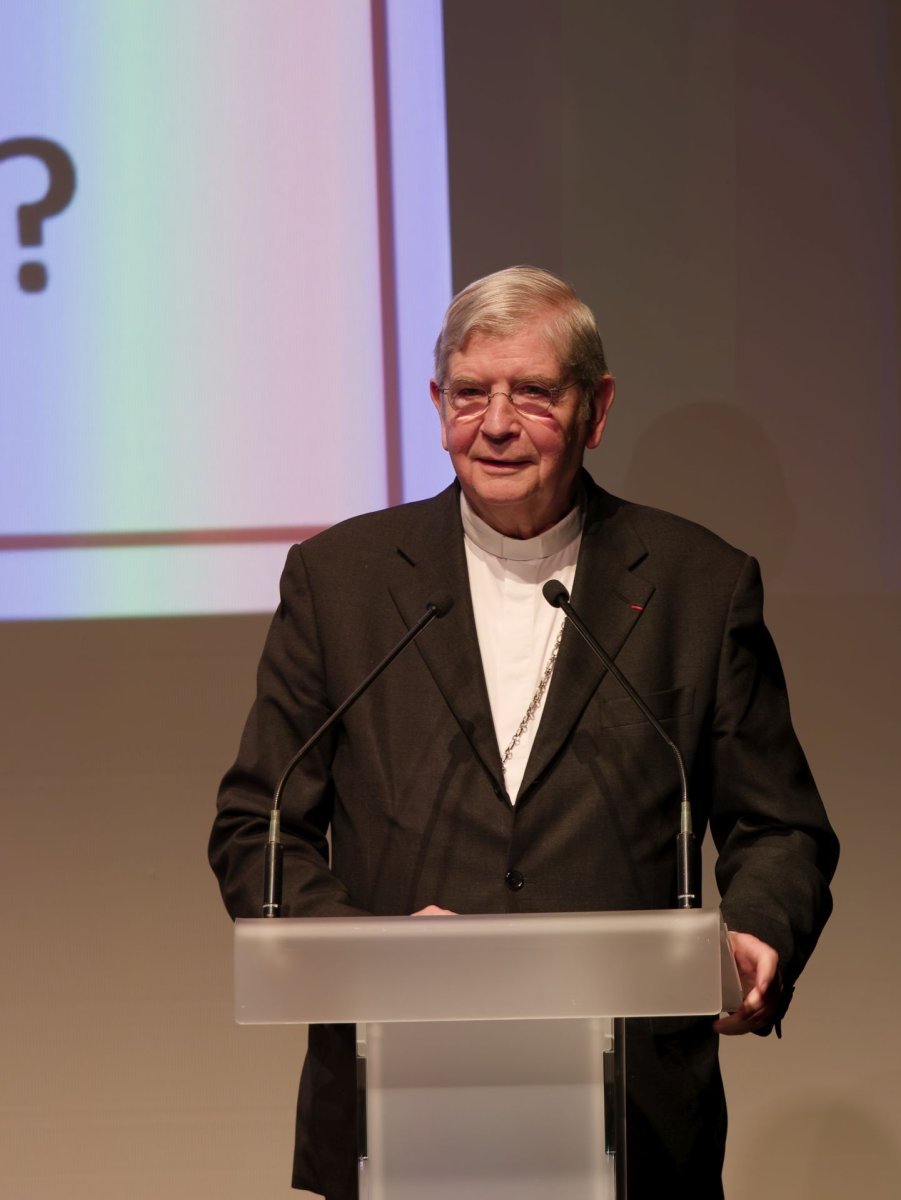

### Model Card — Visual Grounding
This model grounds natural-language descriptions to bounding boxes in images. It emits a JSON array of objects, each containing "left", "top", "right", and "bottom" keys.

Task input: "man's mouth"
[{"left": 475, "top": 457, "right": 531, "bottom": 469}]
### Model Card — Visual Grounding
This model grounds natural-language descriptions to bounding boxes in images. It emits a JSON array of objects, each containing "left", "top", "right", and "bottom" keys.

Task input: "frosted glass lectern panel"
[
  {"left": 234, "top": 908, "right": 726, "bottom": 1024},
  {"left": 360, "top": 1017, "right": 612, "bottom": 1200}
]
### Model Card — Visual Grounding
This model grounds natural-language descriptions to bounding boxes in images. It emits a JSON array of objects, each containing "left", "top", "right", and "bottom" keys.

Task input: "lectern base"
[{"left": 358, "top": 1018, "right": 616, "bottom": 1200}]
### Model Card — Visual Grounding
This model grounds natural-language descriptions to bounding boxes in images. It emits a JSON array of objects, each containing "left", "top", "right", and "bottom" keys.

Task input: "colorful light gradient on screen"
[{"left": 0, "top": 0, "right": 451, "bottom": 618}]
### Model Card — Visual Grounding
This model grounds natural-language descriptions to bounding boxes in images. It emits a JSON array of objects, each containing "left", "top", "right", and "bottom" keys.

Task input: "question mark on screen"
[{"left": 0, "top": 137, "right": 77, "bottom": 293}]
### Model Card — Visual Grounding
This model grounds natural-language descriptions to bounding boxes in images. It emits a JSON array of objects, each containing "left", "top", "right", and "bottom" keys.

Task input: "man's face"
[{"left": 430, "top": 315, "right": 615, "bottom": 538}]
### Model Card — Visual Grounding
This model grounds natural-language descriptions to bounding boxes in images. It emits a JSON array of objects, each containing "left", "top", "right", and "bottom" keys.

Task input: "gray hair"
[{"left": 433, "top": 266, "right": 609, "bottom": 411}]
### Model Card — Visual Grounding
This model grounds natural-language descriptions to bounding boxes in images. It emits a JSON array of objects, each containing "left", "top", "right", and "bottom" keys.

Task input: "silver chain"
[{"left": 501, "top": 623, "right": 565, "bottom": 772}]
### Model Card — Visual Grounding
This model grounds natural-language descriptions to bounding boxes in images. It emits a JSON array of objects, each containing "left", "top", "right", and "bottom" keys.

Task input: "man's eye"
[
  {"left": 514, "top": 383, "right": 553, "bottom": 400},
  {"left": 453, "top": 386, "right": 487, "bottom": 401}
]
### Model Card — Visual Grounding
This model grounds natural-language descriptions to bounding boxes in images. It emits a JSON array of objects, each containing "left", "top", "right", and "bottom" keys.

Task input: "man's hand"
[
  {"left": 411, "top": 905, "right": 457, "bottom": 916},
  {"left": 713, "top": 930, "right": 782, "bottom": 1035}
]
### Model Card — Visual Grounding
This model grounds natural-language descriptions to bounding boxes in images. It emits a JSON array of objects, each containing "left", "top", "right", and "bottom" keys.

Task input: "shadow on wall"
[
  {"left": 736, "top": 1101, "right": 901, "bottom": 1199},
  {"left": 608, "top": 402, "right": 796, "bottom": 573}
]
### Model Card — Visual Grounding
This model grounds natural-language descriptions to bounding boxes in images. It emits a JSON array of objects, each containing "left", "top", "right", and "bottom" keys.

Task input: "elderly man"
[{"left": 210, "top": 266, "right": 838, "bottom": 1199}]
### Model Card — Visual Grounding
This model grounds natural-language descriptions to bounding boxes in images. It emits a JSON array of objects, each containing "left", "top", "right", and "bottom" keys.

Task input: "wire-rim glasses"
[{"left": 440, "top": 379, "right": 577, "bottom": 420}]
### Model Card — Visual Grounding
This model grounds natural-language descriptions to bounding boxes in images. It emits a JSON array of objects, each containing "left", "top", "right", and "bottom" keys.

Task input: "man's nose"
[{"left": 480, "top": 391, "right": 520, "bottom": 437}]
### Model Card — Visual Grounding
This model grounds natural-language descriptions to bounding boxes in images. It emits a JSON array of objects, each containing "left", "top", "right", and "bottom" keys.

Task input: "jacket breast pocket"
[{"left": 600, "top": 685, "right": 695, "bottom": 729}]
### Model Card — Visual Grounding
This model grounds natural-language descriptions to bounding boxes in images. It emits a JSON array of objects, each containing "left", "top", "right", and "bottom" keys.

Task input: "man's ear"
[
  {"left": 585, "top": 375, "right": 615, "bottom": 450},
  {"left": 430, "top": 380, "right": 449, "bottom": 451}
]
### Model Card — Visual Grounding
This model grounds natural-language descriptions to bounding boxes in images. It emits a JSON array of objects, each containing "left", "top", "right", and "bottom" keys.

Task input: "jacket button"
[{"left": 505, "top": 869, "right": 525, "bottom": 891}]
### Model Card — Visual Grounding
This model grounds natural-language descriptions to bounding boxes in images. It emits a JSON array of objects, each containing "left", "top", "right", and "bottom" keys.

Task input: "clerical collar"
[{"left": 460, "top": 491, "right": 583, "bottom": 561}]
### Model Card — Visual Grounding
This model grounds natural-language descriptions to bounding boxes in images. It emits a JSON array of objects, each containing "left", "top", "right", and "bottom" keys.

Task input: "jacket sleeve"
[
  {"left": 707, "top": 555, "right": 838, "bottom": 997},
  {"left": 208, "top": 543, "right": 372, "bottom": 919}
]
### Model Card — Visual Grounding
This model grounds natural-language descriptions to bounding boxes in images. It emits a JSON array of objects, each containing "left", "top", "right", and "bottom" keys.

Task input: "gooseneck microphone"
[
  {"left": 262, "top": 592, "right": 455, "bottom": 917},
  {"left": 542, "top": 579, "right": 699, "bottom": 909}
]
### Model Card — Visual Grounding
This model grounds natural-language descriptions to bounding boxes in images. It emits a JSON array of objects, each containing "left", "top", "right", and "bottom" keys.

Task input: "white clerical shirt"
[{"left": 461, "top": 493, "right": 583, "bottom": 802}]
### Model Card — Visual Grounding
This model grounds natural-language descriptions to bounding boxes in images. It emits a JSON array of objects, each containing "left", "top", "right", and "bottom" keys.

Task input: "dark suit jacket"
[{"left": 210, "top": 476, "right": 838, "bottom": 1198}]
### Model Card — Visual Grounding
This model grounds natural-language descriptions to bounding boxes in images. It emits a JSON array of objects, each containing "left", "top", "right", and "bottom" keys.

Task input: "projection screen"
[{"left": 0, "top": 0, "right": 452, "bottom": 619}]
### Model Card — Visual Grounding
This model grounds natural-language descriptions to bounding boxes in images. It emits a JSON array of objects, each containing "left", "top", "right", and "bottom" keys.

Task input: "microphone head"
[
  {"left": 427, "top": 591, "right": 455, "bottom": 618},
  {"left": 542, "top": 579, "right": 569, "bottom": 608}
]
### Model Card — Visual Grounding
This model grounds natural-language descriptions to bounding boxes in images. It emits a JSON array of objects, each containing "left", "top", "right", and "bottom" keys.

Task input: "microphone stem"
[
  {"left": 271, "top": 601, "right": 443, "bottom": 813},
  {"left": 559, "top": 599, "right": 689, "bottom": 810},
  {"left": 553, "top": 591, "right": 700, "bottom": 910},
  {"left": 261, "top": 597, "right": 449, "bottom": 917},
  {"left": 262, "top": 810, "right": 283, "bottom": 918}
]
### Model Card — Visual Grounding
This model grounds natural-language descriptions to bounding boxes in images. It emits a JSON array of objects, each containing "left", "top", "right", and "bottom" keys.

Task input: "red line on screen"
[
  {"left": 0, "top": 526, "right": 326, "bottom": 551},
  {"left": 371, "top": 0, "right": 403, "bottom": 508}
]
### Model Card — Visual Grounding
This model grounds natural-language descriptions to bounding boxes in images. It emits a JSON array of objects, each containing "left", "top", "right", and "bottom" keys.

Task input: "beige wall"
[
  {"left": 445, "top": 1, "right": 901, "bottom": 1194},
  {"left": 2, "top": 2, "right": 899, "bottom": 1196}
]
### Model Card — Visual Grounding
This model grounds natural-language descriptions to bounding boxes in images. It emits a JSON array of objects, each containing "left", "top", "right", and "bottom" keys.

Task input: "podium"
[{"left": 235, "top": 910, "right": 741, "bottom": 1199}]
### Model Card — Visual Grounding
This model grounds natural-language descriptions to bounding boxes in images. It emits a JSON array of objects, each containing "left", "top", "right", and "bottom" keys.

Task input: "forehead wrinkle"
[{"left": 449, "top": 327, "right": 564, "bottom": 384}]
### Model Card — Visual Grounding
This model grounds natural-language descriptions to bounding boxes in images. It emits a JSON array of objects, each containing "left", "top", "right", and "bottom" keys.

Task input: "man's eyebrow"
[{"left": 449, "top": 372, "right": 561, "bottom": 386}]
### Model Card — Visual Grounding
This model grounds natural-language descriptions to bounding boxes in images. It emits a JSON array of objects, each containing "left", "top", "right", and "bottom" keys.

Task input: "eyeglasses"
[{"left": 440, "top": 379, "right": 577, "bottom": 419}]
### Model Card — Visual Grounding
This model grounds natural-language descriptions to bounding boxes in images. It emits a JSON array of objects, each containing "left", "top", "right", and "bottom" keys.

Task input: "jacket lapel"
[
  {"left": 518, "top": 482, "right": 655, "bottom": 800},
  {"left": 387, "top": 484, "right": 507, "bottom": 795},
  {"left": 385, "top": 480, "right": 656, "bottom": 804}
]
